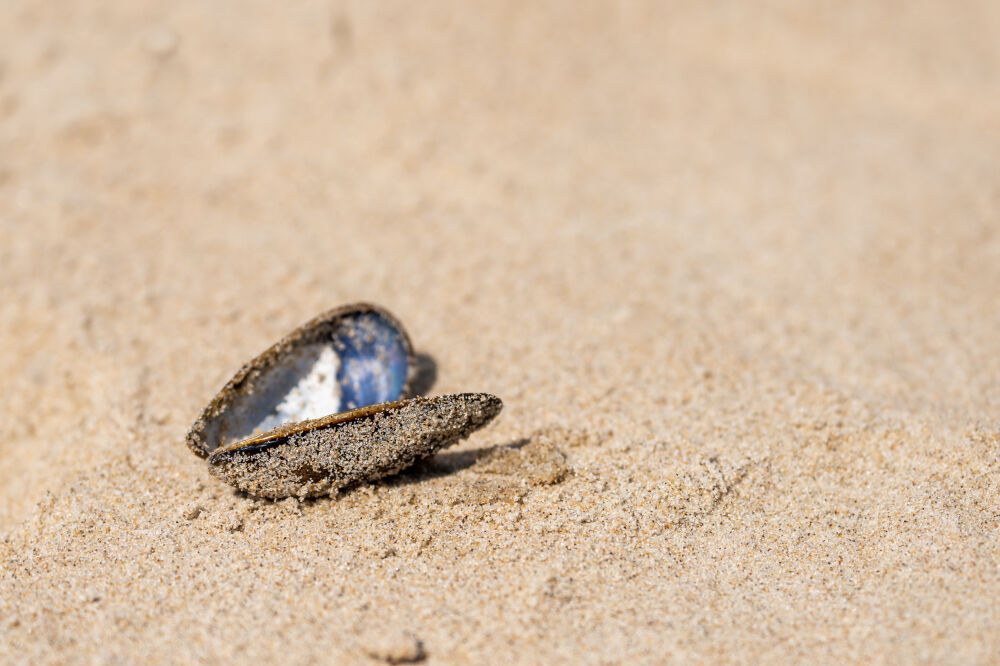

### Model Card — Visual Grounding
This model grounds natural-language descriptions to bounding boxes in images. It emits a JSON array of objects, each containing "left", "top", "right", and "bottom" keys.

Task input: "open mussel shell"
[{"left": 185, "top": 303, "right": 503, "bottom": 499}]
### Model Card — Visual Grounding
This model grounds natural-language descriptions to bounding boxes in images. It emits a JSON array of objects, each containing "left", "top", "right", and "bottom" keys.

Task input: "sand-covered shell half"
[{"left": 186, "top": 303, "right": 502, "bottom": 499}]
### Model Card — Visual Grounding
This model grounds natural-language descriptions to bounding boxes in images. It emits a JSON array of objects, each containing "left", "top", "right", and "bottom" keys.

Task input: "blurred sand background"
[{"left": 1, "top": 1, "right": 999, "bottom": 663}]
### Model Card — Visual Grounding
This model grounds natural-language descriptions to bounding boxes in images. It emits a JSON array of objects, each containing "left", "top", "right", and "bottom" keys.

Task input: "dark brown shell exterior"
[{"left": 208, "top": 393, "right": 503, "bottom": 499}]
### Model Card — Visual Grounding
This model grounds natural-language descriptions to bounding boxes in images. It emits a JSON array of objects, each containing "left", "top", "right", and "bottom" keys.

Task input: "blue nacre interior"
[{"left": 333, "top": 311, "right": 410, "bottom": 410}]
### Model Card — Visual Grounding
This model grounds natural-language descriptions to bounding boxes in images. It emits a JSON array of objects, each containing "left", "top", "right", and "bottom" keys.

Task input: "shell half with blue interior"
[{"left": 186, "top": 303, "right": 502, "bottom": 499}]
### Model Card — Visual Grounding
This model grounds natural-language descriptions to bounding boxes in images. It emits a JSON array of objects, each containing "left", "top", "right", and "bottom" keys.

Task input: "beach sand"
[{"left": 2, "top": 1, "right": 999, "bottom": 663}]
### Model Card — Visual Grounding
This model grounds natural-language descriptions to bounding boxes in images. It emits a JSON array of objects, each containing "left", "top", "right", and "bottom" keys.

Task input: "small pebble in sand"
[
  {"left": 361, "top": 630, "right": 426, "bottom": 664},
  {"left": 141, "top": 26, "right": 179, "bottom": 59}
]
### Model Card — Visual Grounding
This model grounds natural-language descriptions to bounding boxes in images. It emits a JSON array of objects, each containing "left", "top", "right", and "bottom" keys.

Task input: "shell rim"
[
  {"left": 208, "top": 392, "right": 502, "bottom": 460},
  {"left": 212, "top": 397, "right": 418, "bottom": 457}
]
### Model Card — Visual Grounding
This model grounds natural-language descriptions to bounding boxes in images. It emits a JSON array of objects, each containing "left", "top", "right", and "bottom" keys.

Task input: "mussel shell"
[
  {"left": 186, "top": 303, "right": 415, "bottom": 459},
  {"left": 208, "top": 393, "right": 503, "bottom": 499}
]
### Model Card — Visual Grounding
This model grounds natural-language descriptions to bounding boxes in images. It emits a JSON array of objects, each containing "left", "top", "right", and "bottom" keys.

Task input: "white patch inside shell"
[
  {"left": 203, "top": 342, "right": 346, "bottom": 450},
  {"left": 251, "top": 345, "right": 342, "bottom": 434}
]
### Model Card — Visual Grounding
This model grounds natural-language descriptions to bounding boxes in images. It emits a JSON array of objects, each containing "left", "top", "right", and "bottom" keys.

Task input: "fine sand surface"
[{"left": 2, "top": 2, "right": 999, "bottom": 663}]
